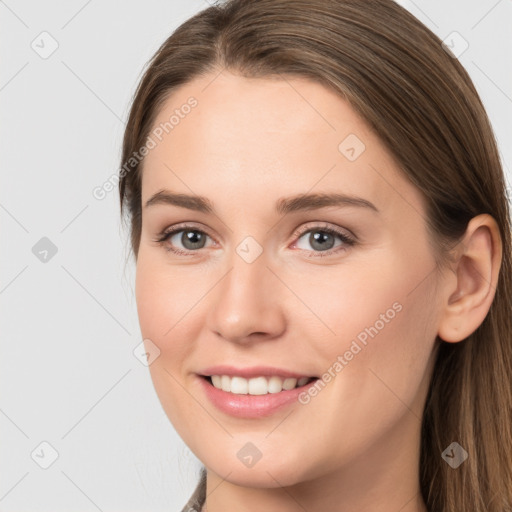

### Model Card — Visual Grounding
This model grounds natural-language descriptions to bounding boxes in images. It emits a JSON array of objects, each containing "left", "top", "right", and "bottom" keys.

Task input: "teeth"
[
  {"left": 248, "top": 376, "right": 268, "bottom": 395},
  {"left": 297, "top": 377, "right": 309, "bottom": 386},
  {"left": 221, "top": 375, "right": 230, "bottom": 392},
  {"left": 231, "top": 376, "right": 248, "bottom": 394},
  {"left": 282, "top": 377, "right": 297, "bottom": 390},
  {"left": 208, "top": 375, "right": 313, "bottom": 395},
  {"left": 268, "top": 376, "right": 283, "bottom": 394}
]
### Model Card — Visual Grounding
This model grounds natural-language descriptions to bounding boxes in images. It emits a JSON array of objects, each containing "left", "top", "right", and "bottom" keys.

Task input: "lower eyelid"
[{"left": 293, "top": 235, "right": 353, "bottom": 255}]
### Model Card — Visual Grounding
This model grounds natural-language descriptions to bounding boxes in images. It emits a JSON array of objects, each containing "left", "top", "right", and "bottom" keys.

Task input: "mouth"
[
  {"left": 200, "top": 374, "right": 318, "bottom": 395},
  {"left": 198, "top": 373, "right": 320, "bottom": 418},
  {"left": 196, "top": 365, "right": 320, "bottom": 418}
]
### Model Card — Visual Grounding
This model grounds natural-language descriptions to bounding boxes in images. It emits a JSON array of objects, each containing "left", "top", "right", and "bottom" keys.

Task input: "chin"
[
  {"left": 215, "top": 467, "right": 303, "bottom": 489},
  {"left": 201, "top": 449, "right": 314, "bottom": 489}
]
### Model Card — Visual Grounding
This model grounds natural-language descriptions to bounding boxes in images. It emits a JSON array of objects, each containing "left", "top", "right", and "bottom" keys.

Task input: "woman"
[{"left": 118, "top": 0, "right": 512, "bottom": 510}]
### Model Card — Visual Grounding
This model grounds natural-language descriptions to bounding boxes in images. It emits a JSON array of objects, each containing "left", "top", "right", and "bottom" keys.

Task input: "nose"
[{"left": 206, "top": 250, "right": 287, "bottom": 345}]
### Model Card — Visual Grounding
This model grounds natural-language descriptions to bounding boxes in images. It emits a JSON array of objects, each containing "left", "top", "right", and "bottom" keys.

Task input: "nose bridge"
[{"left": 206, "top": 240, "right": 286, "bottom": 342}]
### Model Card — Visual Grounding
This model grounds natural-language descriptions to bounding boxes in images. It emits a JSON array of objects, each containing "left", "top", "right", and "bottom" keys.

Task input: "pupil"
[{"left": 311, "top": 231, "right": 334, "bottom": 251}]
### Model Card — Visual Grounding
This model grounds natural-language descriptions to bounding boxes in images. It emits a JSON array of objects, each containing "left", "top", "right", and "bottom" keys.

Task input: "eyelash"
[{"left": 153, "top": 222, "right": 357, "bottom": 258}]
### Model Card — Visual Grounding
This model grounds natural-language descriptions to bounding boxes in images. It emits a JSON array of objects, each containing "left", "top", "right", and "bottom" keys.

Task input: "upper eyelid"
[
  {"left": 161, "top": 222, "right": 216, "bottom": 241},
  {"left": 293, "top": 222, "right": 355, "bottom": 238}
]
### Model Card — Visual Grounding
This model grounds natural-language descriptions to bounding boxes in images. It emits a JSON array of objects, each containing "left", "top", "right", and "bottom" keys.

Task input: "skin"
[{"left": 135, "top": 70, "right": 502, "bottom": 512}]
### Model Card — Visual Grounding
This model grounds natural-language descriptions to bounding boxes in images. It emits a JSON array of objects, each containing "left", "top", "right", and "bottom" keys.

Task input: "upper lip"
[{"left": 198, "top": 365, "right": 317, "bottom": 379}]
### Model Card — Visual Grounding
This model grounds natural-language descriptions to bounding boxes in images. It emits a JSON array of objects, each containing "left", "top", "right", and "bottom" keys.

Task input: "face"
[{"left": 135, "top": 70, "right": 443, "bottom": 489}]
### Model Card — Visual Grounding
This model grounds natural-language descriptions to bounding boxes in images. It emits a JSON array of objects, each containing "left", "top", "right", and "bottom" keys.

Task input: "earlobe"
[{"left": 437, "top": 214, "right": 502, "bottom": 343}]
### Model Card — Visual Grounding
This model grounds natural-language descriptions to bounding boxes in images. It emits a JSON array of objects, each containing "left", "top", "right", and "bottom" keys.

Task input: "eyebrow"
[{"left": 144, "top": 190, "right": 379, "bottom": 215}]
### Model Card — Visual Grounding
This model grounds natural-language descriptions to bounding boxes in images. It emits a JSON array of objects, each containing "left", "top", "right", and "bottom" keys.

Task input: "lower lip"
[{"left": 198, "top": 376, "right": 318, "bottom": 418}]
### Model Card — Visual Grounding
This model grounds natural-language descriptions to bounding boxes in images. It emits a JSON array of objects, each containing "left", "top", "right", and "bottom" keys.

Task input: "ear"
[{"left": 437, "top": 214, "right": 503, "bottom": 343}]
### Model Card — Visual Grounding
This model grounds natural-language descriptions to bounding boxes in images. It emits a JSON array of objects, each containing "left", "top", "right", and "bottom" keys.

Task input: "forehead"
[
  {"left": 146, "top": 71, "right": 367, "bottom": 156},
  {"left": 140, "top": 71, "right": 422, "bottom": 218}
]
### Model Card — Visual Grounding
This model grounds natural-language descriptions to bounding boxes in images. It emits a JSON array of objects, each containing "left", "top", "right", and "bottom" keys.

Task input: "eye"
[
  {"left": 292, "top": 224, "right": 356, "bottom": 257},
  {"left": 154, "top": 224, "right": 214, "bottom": 255},
  {"left": 154, "top": 222, "right": 356, "bottom": 258}
]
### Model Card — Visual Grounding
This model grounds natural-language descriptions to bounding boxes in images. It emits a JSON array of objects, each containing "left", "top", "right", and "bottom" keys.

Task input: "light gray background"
[{"left": 1, "top": 1, "right": 511, "bottom": 511}]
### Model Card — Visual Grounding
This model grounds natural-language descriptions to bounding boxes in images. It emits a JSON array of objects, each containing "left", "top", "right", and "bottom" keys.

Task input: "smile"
[
  {"left": 207, "top": 375, "right": 315, "bottom": 395},
  {"left": 197, "top": 367, "right": 320, "bottom": 418}
]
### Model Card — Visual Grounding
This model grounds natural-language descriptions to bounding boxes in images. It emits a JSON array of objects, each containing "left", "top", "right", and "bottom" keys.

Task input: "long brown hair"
[{"left": 118, "top": 1, "right": 512, "bottom": 509}]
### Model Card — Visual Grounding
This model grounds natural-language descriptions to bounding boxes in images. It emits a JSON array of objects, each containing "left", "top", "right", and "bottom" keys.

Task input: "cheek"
[
  {"left": 135, "top": 253, "right": 215, "bottom": 389},
  {"left": 302, "top": 249, "right": 438, "bottom": 407},
  {"left": 134, "top": 257, "right": 207, "bottom": 437},
  {"left": 285, "top": 266, "right": 438, "bottom": 474},
  {"left": 289, "top": 257, "right": 420, "bottom": 355},
  {"left": 135, "top": 256, "right": 193, "bottom": 379},
  {"left": 135, "top": 254, "right": 196, "bottom": 339}
]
